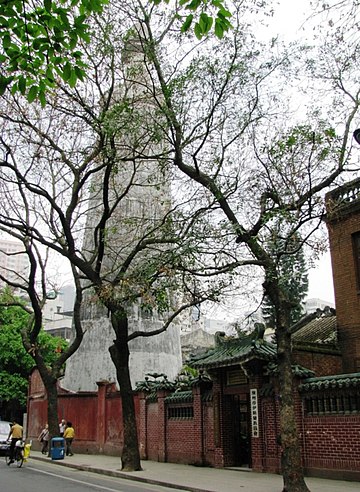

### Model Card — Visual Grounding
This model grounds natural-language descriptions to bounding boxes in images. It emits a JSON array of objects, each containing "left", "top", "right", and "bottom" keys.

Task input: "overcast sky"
[
  {"left": 308, "top": 252, "right": 335, "bottom": 304},
  {"left": 267, "top": 0, "right": 335, "bottom": 305}
]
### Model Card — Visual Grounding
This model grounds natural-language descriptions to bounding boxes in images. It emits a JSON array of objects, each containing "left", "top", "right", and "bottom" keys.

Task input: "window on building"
[
  {"left": 352, "top": 231, "right": 360, "bottom": 292},
  {"left": 167, "top": 406, "right": 194, "bottom": 419},
  {"left": 304, "top": 392, "right": 360, "bottom": 415}
]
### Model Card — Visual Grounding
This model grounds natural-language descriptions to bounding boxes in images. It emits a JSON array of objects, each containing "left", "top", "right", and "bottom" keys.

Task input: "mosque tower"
[{"left": 61, "top": 27, "right": 183, "bottom": 391}]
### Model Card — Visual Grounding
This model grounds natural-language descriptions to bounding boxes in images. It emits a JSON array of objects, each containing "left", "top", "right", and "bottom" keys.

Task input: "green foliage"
[
  {"left": 0, "top": 289, "right": 67, "bottom": 408},
  {"left": 151, "top": 0, "right": 232, "bottom": 39},
  {"left": 0, "top": 371, "right": 29, "bottom": 406},
  {"left": 0, "top": 0, "right": 107, "bottom": 104},
  {"left": 267, "top": 124, "right": 338, "bottom": 164},
  {"left": 262, "top": 231, "right": 309, "bottom": 328},
  {"left": 38, "top": 329, "right": 68, "bottom": 365}
]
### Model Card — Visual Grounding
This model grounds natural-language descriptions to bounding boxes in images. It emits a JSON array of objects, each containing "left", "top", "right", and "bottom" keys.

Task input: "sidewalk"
[{"left": 30, "top": 451, "right": 359, "bottom": 492}]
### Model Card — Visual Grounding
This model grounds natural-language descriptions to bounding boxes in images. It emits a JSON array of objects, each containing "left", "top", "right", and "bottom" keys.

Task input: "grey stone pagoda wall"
[{"left": 61, "top": 28, "right": 183, "bottom": 391}]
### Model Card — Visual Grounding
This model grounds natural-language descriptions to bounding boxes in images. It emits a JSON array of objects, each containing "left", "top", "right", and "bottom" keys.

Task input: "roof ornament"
[
  {"left": 252, "top": 322, "right": 265, "bottom": 341},
  {"left": 214, "top": 331, "right": 226, "bottom": 346}
]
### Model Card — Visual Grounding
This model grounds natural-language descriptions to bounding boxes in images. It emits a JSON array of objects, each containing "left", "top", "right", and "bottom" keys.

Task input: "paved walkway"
[{"left": 30, "top": 451, "right": 359, "bottom": 492}]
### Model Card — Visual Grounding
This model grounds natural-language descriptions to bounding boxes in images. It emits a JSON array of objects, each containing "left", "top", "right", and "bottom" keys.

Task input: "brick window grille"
[
  {"left": 352, "top": 231, "right": 360, "bottom": 292},
  {"left": 167, "top": 406, "right": 194, "bottom": 419},
  {"left": 304, "top": 392, "right": 360, "bottom": 415}
]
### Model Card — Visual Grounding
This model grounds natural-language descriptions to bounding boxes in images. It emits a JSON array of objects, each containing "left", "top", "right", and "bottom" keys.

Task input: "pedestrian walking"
[
  {"left": 38, "top": 424, "right": 50, "bottom": 454},
  {"left": 64, "top": 421, "right": 75, "bottom": 456},
  {"left": 59, "top": 419, "right": 66, "bottom": 437}
]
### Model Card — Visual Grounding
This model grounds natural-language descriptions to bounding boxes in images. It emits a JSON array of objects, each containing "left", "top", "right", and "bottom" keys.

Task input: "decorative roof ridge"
[
  {"left": 302, "top": 372, "right": 360, "bottom": 383},
  {"left": 265, "top": 362, "right": 315, "bottom": 379},
  {"left": 165, "top": 390, "right": 193, "bottom": 403},
  {"left": 189, "top": 333, "right": 276, "bottom": 365},
  {"left": 299, "top": 372, "right": 360, "bottom": 392},
  {"left": 213, "top": 330, "right": 275, "bottom": 348},
  {"left": 289, "top": 308, "right": 336, "bottom": 335}
]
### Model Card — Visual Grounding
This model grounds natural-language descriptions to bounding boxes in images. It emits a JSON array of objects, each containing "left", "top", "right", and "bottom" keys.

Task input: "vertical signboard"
[{"left": 250, "top": 388, "right": 259, "bottom": 438}]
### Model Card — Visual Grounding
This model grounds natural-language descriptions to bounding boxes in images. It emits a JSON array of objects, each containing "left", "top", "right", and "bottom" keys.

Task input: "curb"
[{"left": 31, "top": 455, "right": 214, "bottom": 492}]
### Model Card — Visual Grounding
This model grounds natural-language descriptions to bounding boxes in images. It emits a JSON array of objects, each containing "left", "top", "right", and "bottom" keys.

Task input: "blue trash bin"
[{"left": 50, "top": 437, "right": 65, "bottom": 460}]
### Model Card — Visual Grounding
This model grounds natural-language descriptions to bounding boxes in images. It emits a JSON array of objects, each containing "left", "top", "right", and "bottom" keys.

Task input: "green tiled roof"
[
  {"left": 299, "top": 372, "right": 360, "bottom": 392},
  {"left": 189, "top": 332, "right": 316, "bottom": 379},
  {"left": 190, "top": 336, "right": 276, "bottom": 369},
  {"left": 292, "top": 314, "right": 338, "bottom": 346},
  {"left": 189, "top": 311, "right": 339, "bottom": 373},
  {"left": 165, "top": 390, "right": 193, "bottom": 403},
  {"left": 266, "top": 362, "right": 315, "bottom": 379}
]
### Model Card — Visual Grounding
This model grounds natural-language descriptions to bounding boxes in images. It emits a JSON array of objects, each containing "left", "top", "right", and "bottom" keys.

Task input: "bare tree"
[{"left": 0, "top": 232, "right": 84, "bottom": 442}]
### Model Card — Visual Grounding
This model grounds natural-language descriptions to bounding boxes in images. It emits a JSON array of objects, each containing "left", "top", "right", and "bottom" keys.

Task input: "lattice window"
[
  {"left": 304, "top": 393, "right": 360, "bottom": 415},
  {"left": 167, "top": 406, "right": 194, "bottom": 419}
]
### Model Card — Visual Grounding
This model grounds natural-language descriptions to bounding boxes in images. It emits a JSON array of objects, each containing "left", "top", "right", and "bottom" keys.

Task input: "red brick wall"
[
  {"left": 27, "top": 371, "right": 140, "bottom": 456},
  {"left": 145, "top": 401, "right": 160, "bottom": 461},
  {"left": 327, "top": 212, "right": 360, "bottom": 372},
  {"left": 166, "top": 419, "right": 197, "bottom": 463},
  {"left": 293, "top": 350, "right": 343, "bottom": 377},
  {"left": 261, "top": 396, "right": 280, "bottom": 472},
  {"left": 27, "top": 370, "right": 360, "bottom": 480},
  {"left": 303, "top": 415, "right": 360, "bottom": 479},
  {"left": 203, "top": 403, "right": 215, "bottom": 466},
  {"left": 103, "top": 394, "right": 123, "bottom": 454}
]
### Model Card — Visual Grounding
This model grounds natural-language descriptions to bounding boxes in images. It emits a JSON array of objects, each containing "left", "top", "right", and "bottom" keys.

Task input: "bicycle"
[{"left": 5, "top": 440, "right": 24, "bottom": 468}]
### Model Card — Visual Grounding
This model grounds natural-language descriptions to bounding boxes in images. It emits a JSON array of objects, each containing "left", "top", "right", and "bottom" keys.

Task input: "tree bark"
[
  {"left": 262, "top": 271, "right": 310, "bottom": 492},
  {"left": 109, "top": 309, "right": 141, "bottom": 471},
  {"left": 277, "top": 325, "right": 310, "bottom": 492},
  {"left": 37, "top": 367, "right": 60, "bottom": 449}
]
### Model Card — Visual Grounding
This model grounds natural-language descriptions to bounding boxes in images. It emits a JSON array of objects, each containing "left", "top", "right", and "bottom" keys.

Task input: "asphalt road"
[{"left": 0, "top": 458, "right": 185, "bottom": 492}]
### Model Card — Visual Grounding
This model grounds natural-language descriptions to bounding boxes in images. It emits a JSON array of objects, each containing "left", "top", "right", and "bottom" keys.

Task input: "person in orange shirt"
[
  {"left": 63, "top": 421, "right": 75, "bottom": 456},
  {"left": 7, "top": 421, "right": 23, "bottom": 464}
]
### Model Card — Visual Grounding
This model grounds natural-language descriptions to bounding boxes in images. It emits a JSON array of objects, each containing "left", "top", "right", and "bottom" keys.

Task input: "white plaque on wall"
[{"left": 250, "top": 388, "right": 259, "bottom": 438}]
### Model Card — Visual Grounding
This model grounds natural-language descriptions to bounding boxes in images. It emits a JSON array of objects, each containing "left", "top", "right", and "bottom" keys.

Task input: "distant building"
[
  {"left": 305, "top": 297, "right": 335, "bottom": 313},
  {"left": 0, "top": 238, "right": 29, "bottom": 290},
  {"left": 181, "top": 328, "right": 215, "bottom": 362},
  {"left": 42, "top": 287, "right": 75, "bottom": 341},
  {"left": 203, "top": 317, "right": 229, "bottom": 335}
]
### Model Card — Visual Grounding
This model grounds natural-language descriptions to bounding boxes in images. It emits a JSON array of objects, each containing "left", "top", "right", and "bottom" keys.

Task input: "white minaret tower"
[{"left": 61, "top": 26, "right": 183, "bottom": 391}]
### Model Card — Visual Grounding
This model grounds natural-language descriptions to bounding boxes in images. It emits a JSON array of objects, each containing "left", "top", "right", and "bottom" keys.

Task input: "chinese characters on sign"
[{"left": 250, "top": 388, "right": 259, "bottom": 438}]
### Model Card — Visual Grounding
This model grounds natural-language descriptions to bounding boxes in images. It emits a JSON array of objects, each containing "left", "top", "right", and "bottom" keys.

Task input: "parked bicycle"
[{"left": 5, "top": 439, "right": 24, "bottom": 468}]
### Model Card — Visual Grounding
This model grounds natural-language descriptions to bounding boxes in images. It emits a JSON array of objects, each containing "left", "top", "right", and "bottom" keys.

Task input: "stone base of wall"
[{"left": 305, "top": 467, "right": 360, "bottom": 482}]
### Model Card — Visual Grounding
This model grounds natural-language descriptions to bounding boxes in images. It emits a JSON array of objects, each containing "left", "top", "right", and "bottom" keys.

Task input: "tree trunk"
[
  {"left": 109, "top": 309, "right": 141, "bottom": 471},
  {"left": 277, "top": 313, "right": 310, "bottom": 492},
  {"left": 37, "top": 368, "right": 60, "bottom": 454},
  {"left": 46, "top": 380, "right": 60, "bottom": 438}
]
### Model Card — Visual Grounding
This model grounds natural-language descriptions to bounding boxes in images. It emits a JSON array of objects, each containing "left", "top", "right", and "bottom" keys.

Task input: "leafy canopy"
[
  {"left": 150, "top": 0, "right": 232, "bottom": 40},
  {"left": 0, "top": 0, "right": 232, "bottom": 104},
  {"left": 0, "top": 0, "right": 107, "bottom": 105},
  {"left": 262, "top": 231, "right": 309, "bottom": 328},
  {"left": 0, "top": 288, "right": 67, "bottom": 406}
]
